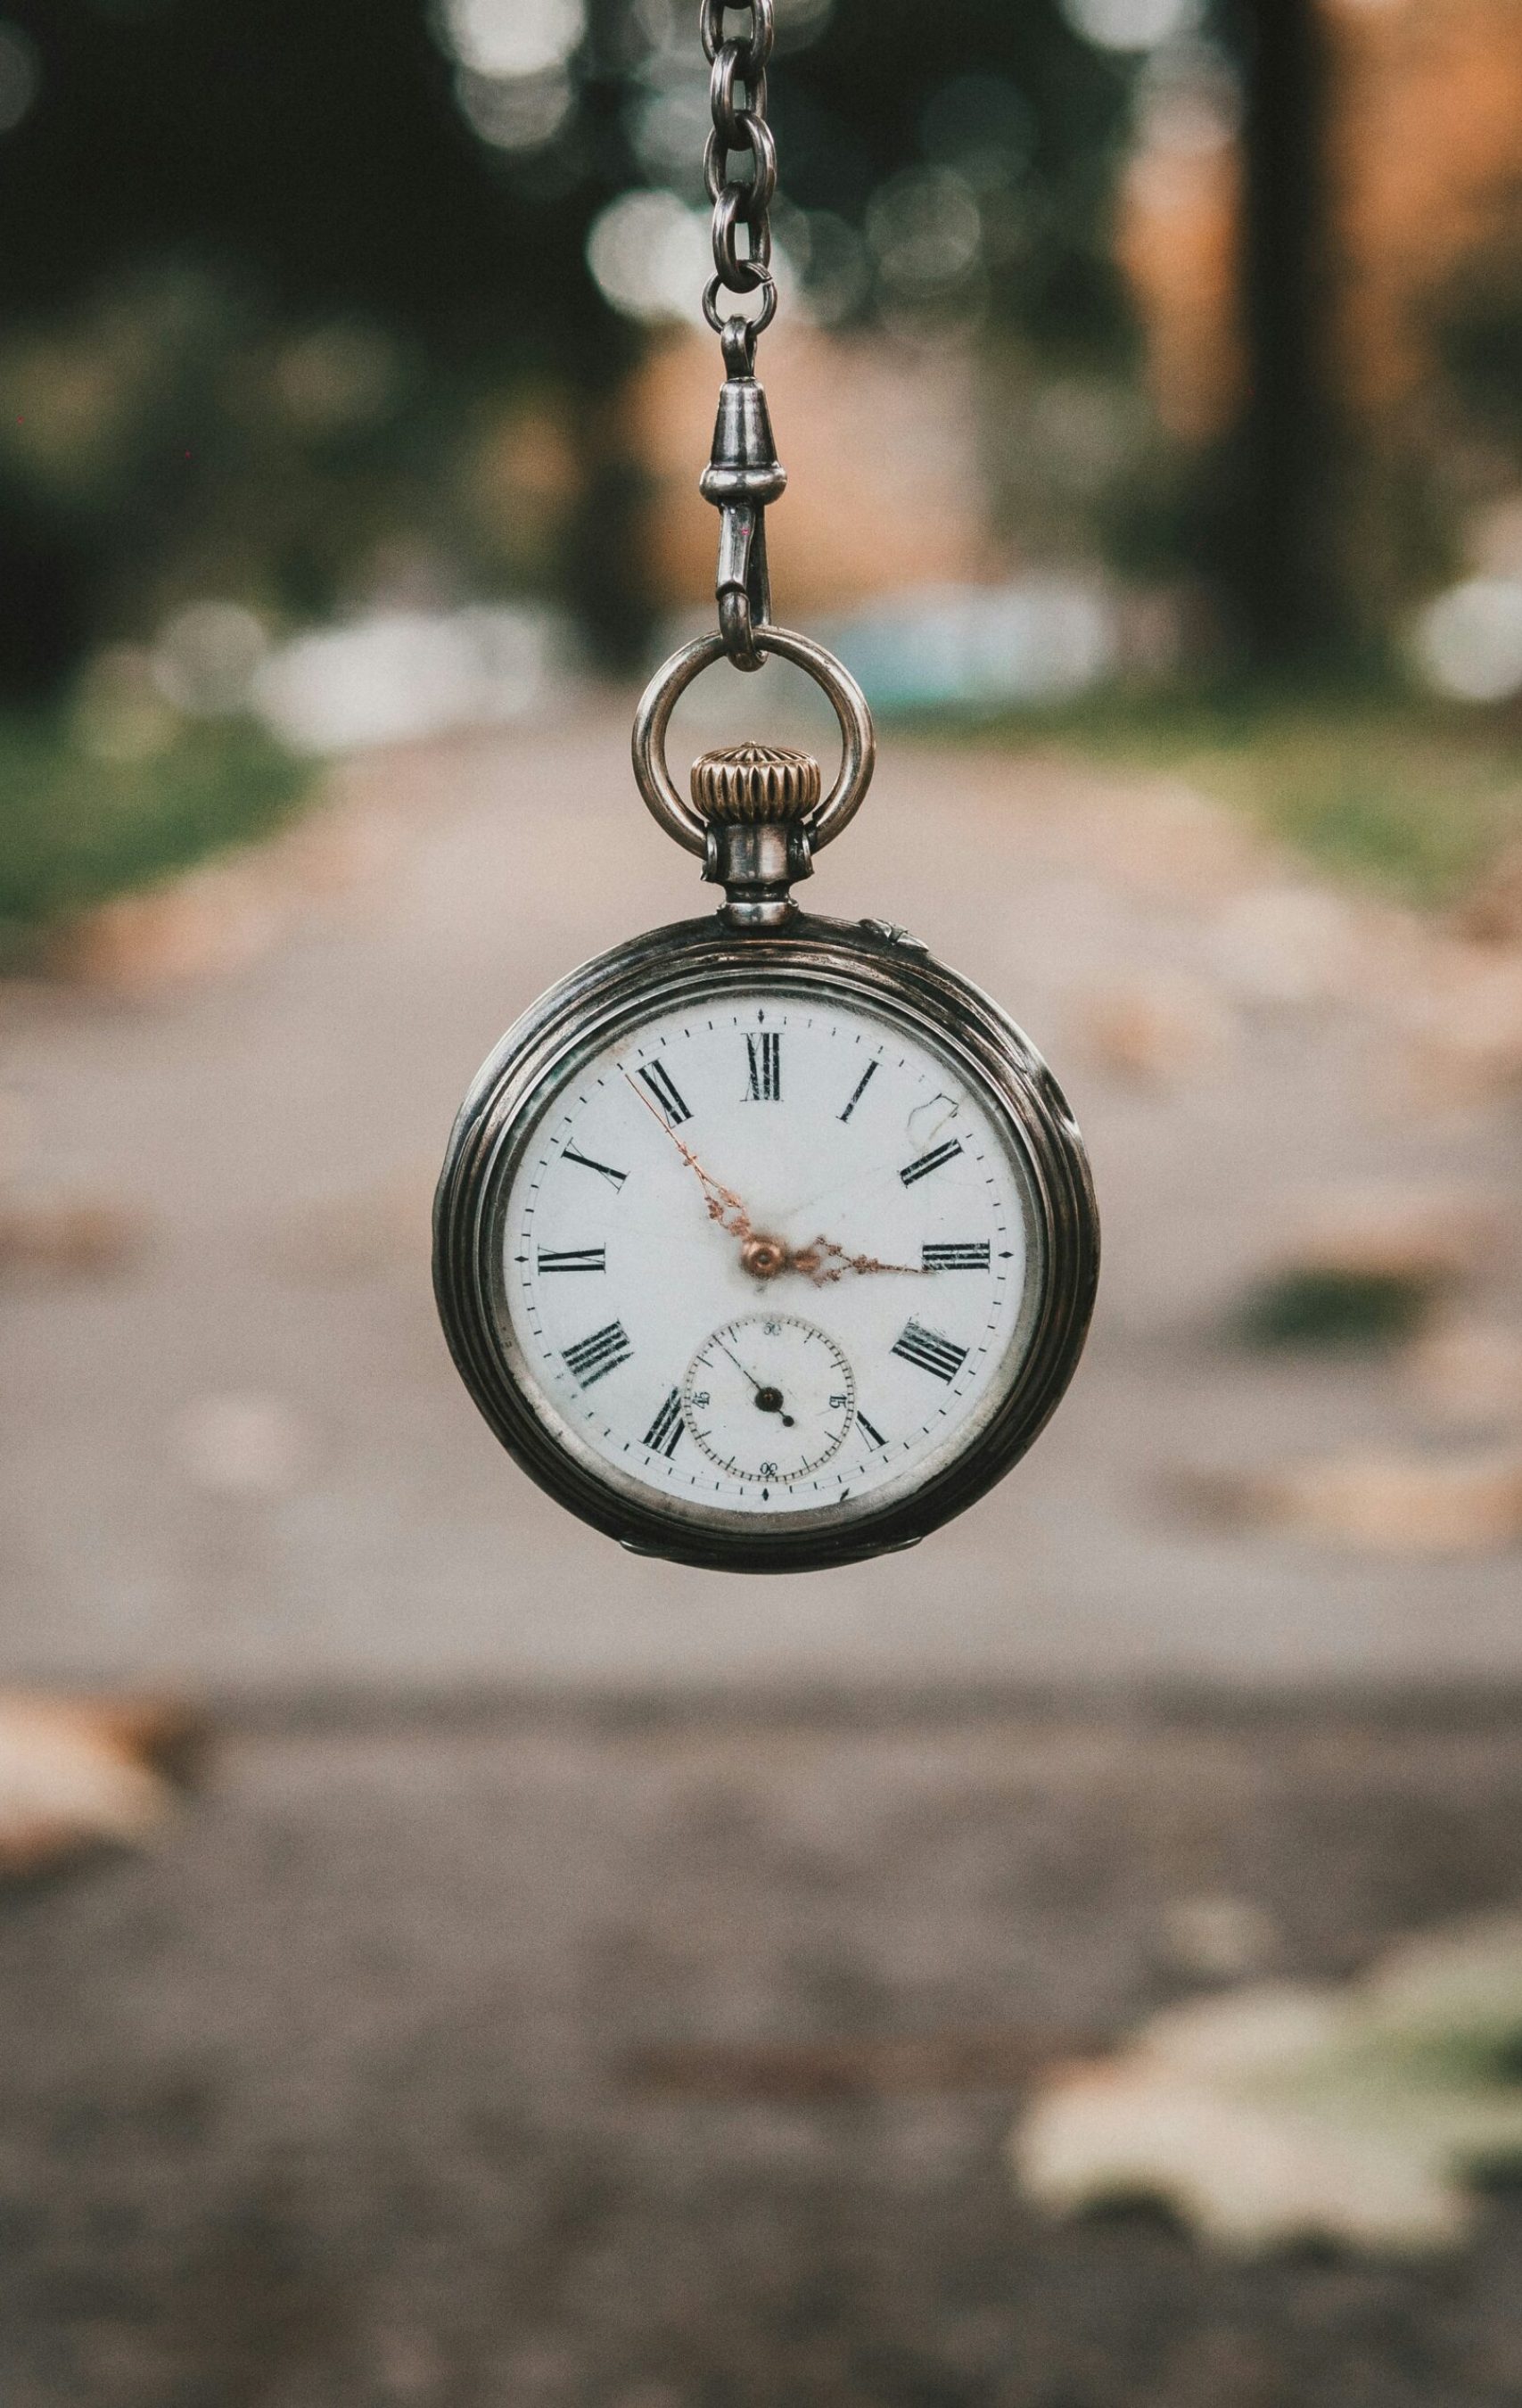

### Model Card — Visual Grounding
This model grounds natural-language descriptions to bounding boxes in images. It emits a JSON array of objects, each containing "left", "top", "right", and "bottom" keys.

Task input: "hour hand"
[{"left": 784, "top": 1233, "right": 924, "bottom": 1285}]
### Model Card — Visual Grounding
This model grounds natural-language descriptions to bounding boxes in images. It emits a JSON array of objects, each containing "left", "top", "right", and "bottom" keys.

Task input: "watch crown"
[{"left": 690, "top": 742, "right": 821, "bottom": 827}]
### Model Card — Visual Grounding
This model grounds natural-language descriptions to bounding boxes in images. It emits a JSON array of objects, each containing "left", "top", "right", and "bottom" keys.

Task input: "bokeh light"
[
  {"left": 456, "top": 67, "right": 577, "bottom": 153},
  {"left": 586, "top": 189, "right": 711, "bottom": 326},
  {"left": 0, "top": 21, "right": 38, "bottom": 133},
  {"left": 151, "top": 602, "right": 271, "bottom": 719},
  {"left": 1062, "top": 0, "right": 1204, "bottom": 54},
  {"left": 435, "top": 0, "right": 585, "bottom": 80},
  {"left": 865, "top": 168, "right": 983, "bottom": 301},
  {"left": 1412, "top": 577, "right": 1522, "bottom": 703}
]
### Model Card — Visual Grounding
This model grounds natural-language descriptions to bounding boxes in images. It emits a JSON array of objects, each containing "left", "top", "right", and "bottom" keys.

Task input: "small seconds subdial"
[{"left": 683, "top": 1314, "right": 856, "bottom": 1488}]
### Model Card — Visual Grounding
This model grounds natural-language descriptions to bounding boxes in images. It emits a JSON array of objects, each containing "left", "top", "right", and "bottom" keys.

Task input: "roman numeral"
[
  {"left": 839, "top": 1059, "right": 879, "bottom": 1123},
  {"left": 563, "top": 1145, "right": 626, "bottom": 1190},
  {"left": 643, "top": 1388, "right": 685, "bottom": 1458},
  {"left": 539, "top": 1246, "right": 605, "bottom": 1274},
  {"left": 562, "top": 1320, "right": 632, "bottom": 1390},
  {"left": 857, "top": 1411, "right": 888, "bottom": 1449},
  {"left": 637, "top": 1060, "right": 691, "bottom": 1125},
  {"left": 922, "top": 1241, "right": 991, "bottom": 1272},
  {"left": 745, "top": 1031, "right": 781, "bottom": 1101},
  {"left": 900, "top": 1140, "right": 964, "bottom": 1187},
  {"left": 891, "top": 1321, "right": 968, "bottom": 1383}
]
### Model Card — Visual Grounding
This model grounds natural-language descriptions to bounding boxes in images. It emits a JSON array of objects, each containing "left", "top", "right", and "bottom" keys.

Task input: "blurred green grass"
[
  {"left": 1, "top": 684, "right": 1518, "bottom": 967},
  {"left": 951, "top": 688, "right": 1522, "bottom": 903},
  {"left": 0, "top": 717, "right": 309, "bottom": 957}
]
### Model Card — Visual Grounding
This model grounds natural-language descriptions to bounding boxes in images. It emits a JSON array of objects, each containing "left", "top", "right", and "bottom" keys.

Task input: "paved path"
[
  {"left": 3, "top": 1695, "right": 1521, "bottom": 2405},
  {"left": 4, "top": 697, "right": 1520, "bottom": 1698}
]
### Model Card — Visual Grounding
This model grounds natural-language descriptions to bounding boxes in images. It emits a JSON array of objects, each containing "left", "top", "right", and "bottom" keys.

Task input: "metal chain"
[{"left": 700, "top": 0, "right": 777, "bottom": 351}]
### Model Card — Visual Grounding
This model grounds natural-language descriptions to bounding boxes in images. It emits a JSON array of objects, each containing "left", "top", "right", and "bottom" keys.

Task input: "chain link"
[{"left": 700, "top": 0, "right": 777, "bottom": 347}]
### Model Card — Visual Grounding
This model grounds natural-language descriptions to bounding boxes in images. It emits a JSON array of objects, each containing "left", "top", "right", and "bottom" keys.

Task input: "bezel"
[{"left": 433, "top": 912, "right": 1098, "bottom": 1573}]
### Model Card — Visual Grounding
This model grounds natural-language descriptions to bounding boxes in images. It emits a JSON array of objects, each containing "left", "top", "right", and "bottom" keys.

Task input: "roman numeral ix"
[
  {"left": 637, "top": 1060, "right": 691, "bottom": 1125},
  {"left": 539, "top": 1246, "right": 605, "bottom": 1274},
  {"left": 745, "top": 1031, "right": 781, "bottom": 1101},
  {"left": 891, "top": 1321, "right": 969, "bottom": 1384},
  {"left": 642, "top": 1388, "right": 685, "bottom": 1458},
  {"left": 922, "top": 1241, "right": 991, "bottom": 1272},
  {"left": 900, "top": 1140, "right": 964, "bottom": 1186},
  {"left": 562, "top": 1321, "right": 633, "bottom": 1390}
]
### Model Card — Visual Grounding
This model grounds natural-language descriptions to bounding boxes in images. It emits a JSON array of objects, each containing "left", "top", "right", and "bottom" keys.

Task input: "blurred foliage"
[
  {"left": 954, "top": 686, "right": 1522, "bottom": 901},
  {"left": 0, "top": 715, "right": 305, "bottom": 945},
  {"left": 0, "top": 0, "right": 1134, "bottom": 697},
  {"left": 1236, "top": 1266, "right": 1436, "bottom": 1353},
  {"left": 1433, "top": 185, "right": 1522, "bottom": 464}
]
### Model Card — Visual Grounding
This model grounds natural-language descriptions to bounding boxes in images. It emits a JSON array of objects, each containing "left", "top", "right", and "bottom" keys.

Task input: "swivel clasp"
[{"left": 699, "top": 320, "right": 786, "bottom": 673}]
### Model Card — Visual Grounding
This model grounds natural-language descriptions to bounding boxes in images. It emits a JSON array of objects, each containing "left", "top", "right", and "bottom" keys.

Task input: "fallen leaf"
[
  {"left": 0, "top": 1693, "right": 208, "bottom": 1881},
  {"left": 1012, "top": 1912, "right": 1522, "bottom": 2255},
  {"left": 621, "top": 2027, "right": 1092, "bottom": 2101},
  {"left": 49, "top": 858, "right": 284, "bottom": 992},
  {"left": 0, "top": 1192, "right": 150, "bottom": 1278},
  {"left": 1189, "top": 1447, "right": 1522, "bottom": 1555},
  {"left": 1451, "top": 839, "right": 1522, "bottom": 946},
  {"left": 1279, "top": 1183, "right": 1507, "bottom": 1290},
  {"left": 1079, "top": 969, "right": 1238, "bottom": 1084}
]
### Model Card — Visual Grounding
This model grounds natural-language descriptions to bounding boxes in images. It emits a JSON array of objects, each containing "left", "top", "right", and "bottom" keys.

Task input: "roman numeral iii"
[
  {"left": 900, "top": 1140, "right": 963, "bottom": 1186},
  {"left": 539, "top": 1247, "right": 605, "bottom": 1274},
  {"left": 891, "top": 1321, "right": 968, "bottom": 1383},
  {"left": 922, "top": 1241, "right": 991, "bottom": 1272},
  {"left": 642, "top": 1388, "right": 685, "bottom": 1457},
  {"left": 745, "top": 1031, "right": 781, "bottom": 1101},
  {"left": 637, "top": 1061, "right": 691, "bottom": 1125},
  {"left": 562, "top": 1321, "right": 633, "bottom": 1389}
]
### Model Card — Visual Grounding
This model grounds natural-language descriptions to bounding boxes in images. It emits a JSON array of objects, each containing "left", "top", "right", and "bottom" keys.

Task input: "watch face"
[
  {"left": 488, "top": 984, "right": 1047, "bottom": 1534},
  {"left": 436, "top": 918, "right": 1097, "bottom": 1571}
]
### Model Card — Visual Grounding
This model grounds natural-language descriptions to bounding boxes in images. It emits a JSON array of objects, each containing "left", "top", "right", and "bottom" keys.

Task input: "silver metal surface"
[
  {"left": 631, "top": 625, "right": 876, "bottom": 860},
  {"left": 700, "top": 323, "right": 786, "bottom": 671},
  {"left": 434, "top": 911, "right": 1098, "bottom": 1576},
  {"left": 700, "top": 0, "right": 776, "bottom": 341},
  {"left": 699, "top": 0, "right": 785, "bottom": 664}
]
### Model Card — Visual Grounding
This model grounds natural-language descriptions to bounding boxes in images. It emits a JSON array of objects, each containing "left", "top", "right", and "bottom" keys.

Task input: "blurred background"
[{"left": 4, "top": 2, "right": 1522, "bottom": 2401}]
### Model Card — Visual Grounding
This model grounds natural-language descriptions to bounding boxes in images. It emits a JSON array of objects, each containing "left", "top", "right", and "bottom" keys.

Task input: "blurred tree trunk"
[{"left": 1230, "top": 0, "right": 1348, "bottom": 671}]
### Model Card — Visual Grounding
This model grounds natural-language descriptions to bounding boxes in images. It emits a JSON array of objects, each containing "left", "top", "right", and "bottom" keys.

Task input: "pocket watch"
[{"left": 433, "top": 1, "right": 1098, "bottom": 1575}]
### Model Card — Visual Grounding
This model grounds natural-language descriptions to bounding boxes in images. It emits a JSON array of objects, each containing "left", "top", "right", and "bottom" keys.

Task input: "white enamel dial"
[{"left": 497, "top": 987, "right": 1041, "bottom": 1522}]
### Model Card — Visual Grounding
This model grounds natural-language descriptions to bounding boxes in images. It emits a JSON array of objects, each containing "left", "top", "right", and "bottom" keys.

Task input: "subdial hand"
[{"left": 711, "top": 1334, "right": 795, "bottom": 1425}]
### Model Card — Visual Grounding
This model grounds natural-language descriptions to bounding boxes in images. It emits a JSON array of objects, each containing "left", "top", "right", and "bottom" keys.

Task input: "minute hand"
[{"left": 622, "top": 1070, "right": 754, "bottom": 1241}]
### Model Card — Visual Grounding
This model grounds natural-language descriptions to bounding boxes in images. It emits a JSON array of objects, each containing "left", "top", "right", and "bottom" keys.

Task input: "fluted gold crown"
[{"left": 690, "top": 742, "right": 821, "bottom": 826}]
